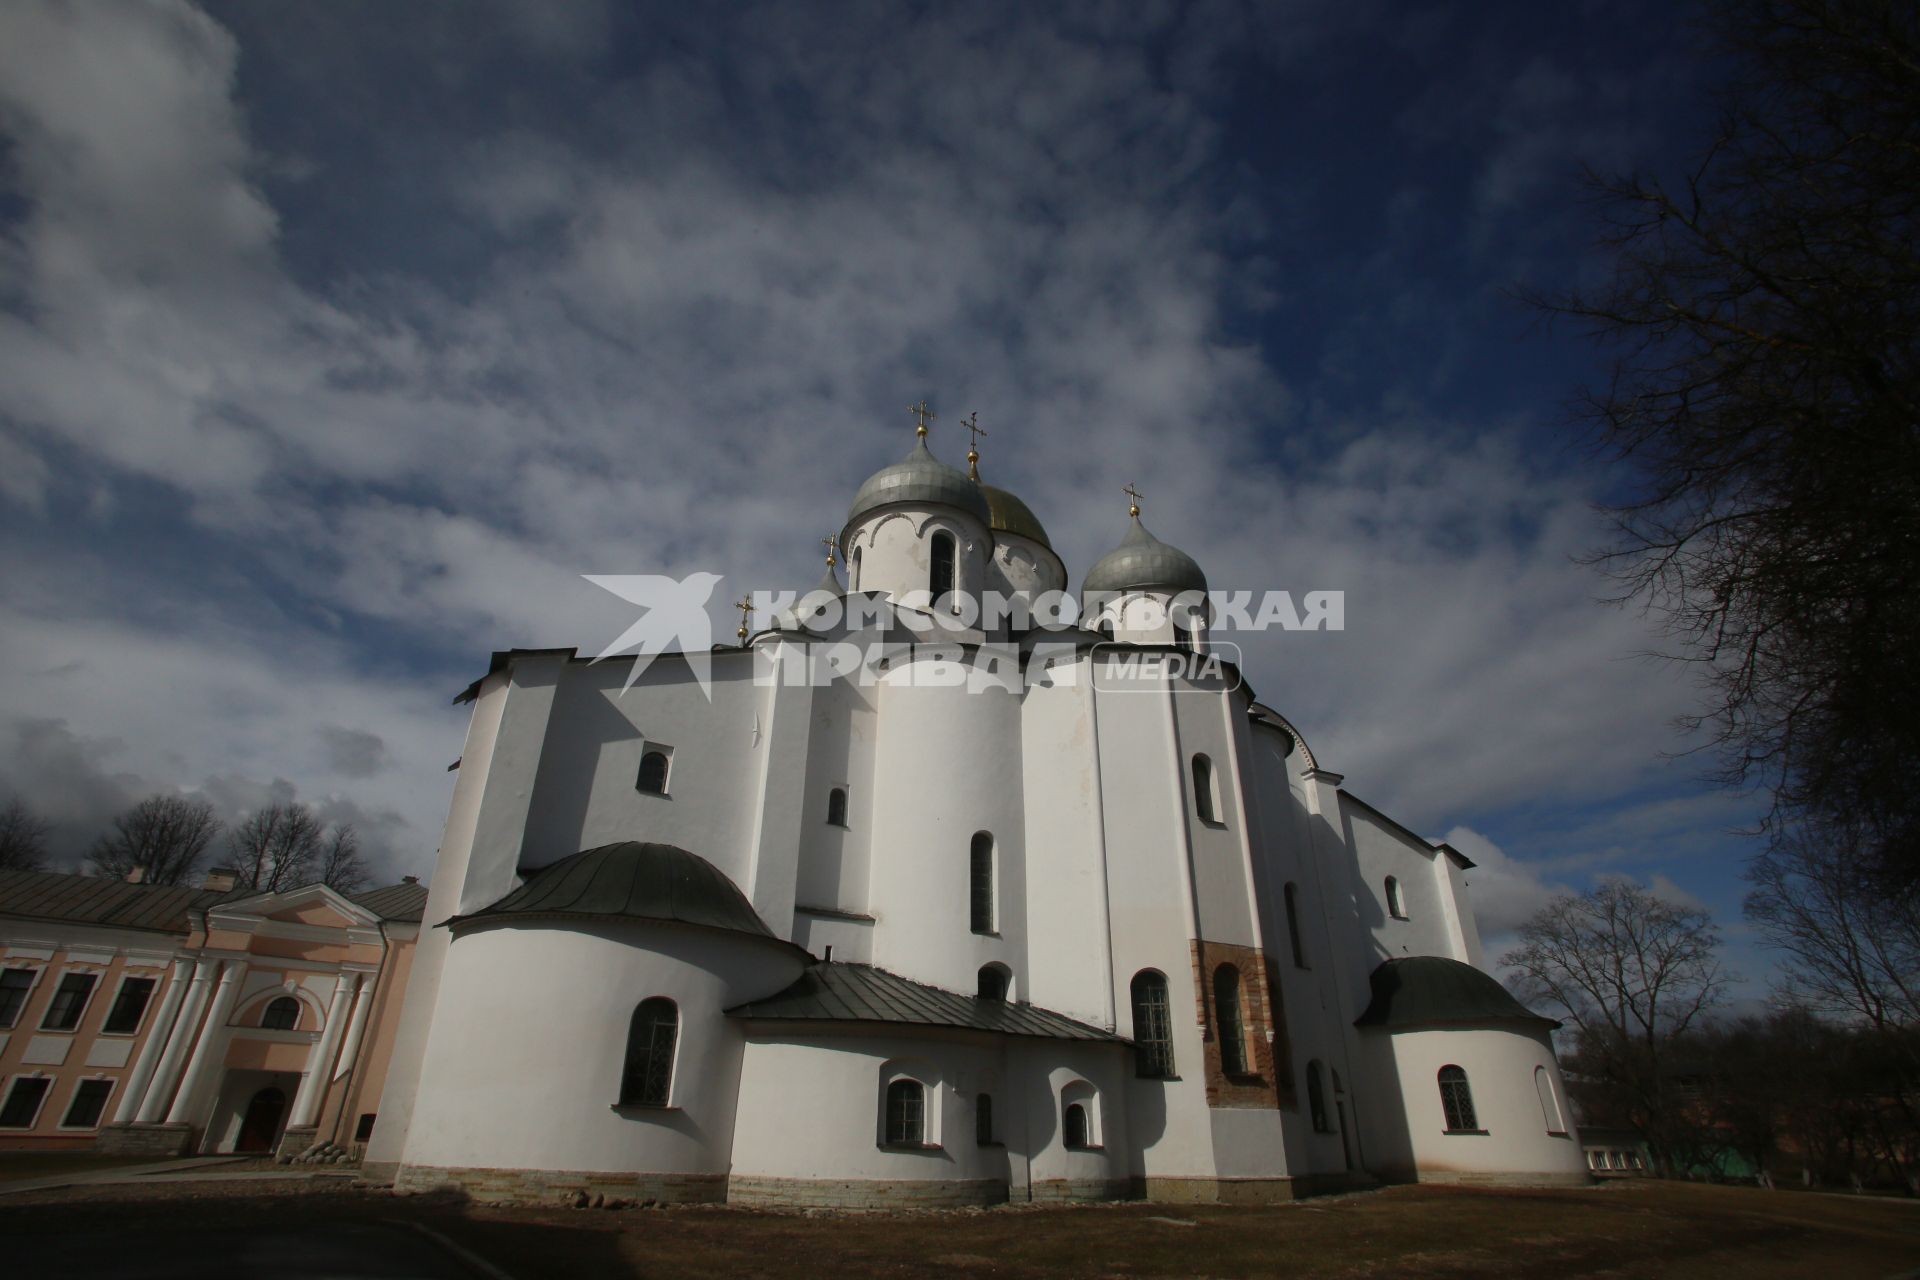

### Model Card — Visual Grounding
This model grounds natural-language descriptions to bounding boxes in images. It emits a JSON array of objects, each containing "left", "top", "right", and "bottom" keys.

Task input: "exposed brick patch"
[
  {"left": 394, "top": 1164, "right": 726, "bottom": 1205},
  {"left": 728, "top": 1176, "right": 1009, "bottom": 1209},
  {"left": 1190, "top": 939, "right": 1291, "bottom": 1110}
]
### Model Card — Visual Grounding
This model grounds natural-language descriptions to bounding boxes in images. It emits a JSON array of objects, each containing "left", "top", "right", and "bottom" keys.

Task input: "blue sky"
[{"left": 0, "top": 2, "right": 1771, "bottom": 987}]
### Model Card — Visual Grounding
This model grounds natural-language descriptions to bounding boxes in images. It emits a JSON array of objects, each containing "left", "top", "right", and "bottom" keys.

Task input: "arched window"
[
  {"left": 975, "top": 1093, "right": 994, "bottom": 1145},
  {"left": 885, "top": 1078, "right": 925, "bottom": 1145},
  {"left": 1284, "top": 883, "right": 1309, "bottom": 969},
  {"left": 1307, "top": 1060, "right": 1330, "bottom": 1132},
  {"left": 850, "top": 547, "right": 862, "bottom": 592},
  {"left": 1438, "top": 1065, "right": 1478, "bottom": 1132},
  {"left": 1385, "top": 876, "right": 1406, "bottom": 919},
  {"left": 1097, "top": 618, "right": 1115, "bottom": 640},
  {"left": 1191, "top": 754, "right": 1218, "bottom": 823},
  {"left": 1536, "top": 1066, "right": 1566, "bottom": 1134},
  {"left": 1130, "top": 970, "right": 1175, "bottom": 1079},
  {"left": 929, "top": 532, "right": 955, "bottom": 600},
  {"left": 636, "top": 750, "right": 670, "bottom": 795},
  {"left": 969, "top": 832, "right": 995, "bottom": 934},
  {"left": 976, "top": 964, "right": 1010, "bottom": 1002},
  {"left": 826, "top": 787, "right": 849, "bottom": 827},
  {"left": 1213, "top": 965, "right": 1247, "bottom": 1076},
  {"left": 620, "top": 999, "right": 677, "bottom": 1107},
  {"left": 261, "top": 996, "right": 300, "bottom": 1031},
  {"left": 1063, "top": 1102, "right": 1089, "bottom": 1149}
]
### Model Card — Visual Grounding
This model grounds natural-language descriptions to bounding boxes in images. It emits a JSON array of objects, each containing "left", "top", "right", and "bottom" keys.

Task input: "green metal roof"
[
  {"left": 451, "top": 842, "right": 780, "bottom": 943},
  {"left": 1354, "top": 956, "right": 1560, "bottom": 1031},
  {"left": 728, "top": 962, "right": 1127, "bottom": 1043}
]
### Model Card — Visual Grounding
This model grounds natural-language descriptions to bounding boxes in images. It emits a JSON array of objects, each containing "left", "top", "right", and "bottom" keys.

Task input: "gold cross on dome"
[
  {"left": 1123, "top": 482, "right": 1145, "bottom": 518},
  {"left": 910, "top": 400, "right": 935, "bottom": 439},
  {"left": 821, "top": 535, "right": 838, "bottom": 568},
  {"left": 735, "top": 596, "right": 754, "bottom": 643}
]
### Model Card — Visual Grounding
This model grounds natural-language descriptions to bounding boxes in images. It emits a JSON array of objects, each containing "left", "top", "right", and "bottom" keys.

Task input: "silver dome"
[
  {"left": 1081, "top": 518, "right": 1207, "bottom": 595},
  {"left": 844, "top": 440, "right": 992, "bottom": 539}
]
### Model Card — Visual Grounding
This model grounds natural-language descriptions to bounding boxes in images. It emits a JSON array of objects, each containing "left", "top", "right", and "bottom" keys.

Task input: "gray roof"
[
  {"left": 1354, "top": 956, "right": 1560, "bottom": 1031},
  {"left": 452, "top": 841, "right": 783, "bottom": 944},
  {"left": 0, "top": 868, "right": 429, "bottom": 933},
  {"left": 727, "top": 962, "right": 1127, "bottom": 1043},
  {"left": 1082, "top": 518, "right": 1207, "bottom": 595},
  {"left": 844, "top": 440, "right": 992, "bottom": 539}
]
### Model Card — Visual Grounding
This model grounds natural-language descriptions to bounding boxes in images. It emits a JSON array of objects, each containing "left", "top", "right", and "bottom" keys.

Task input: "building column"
[
  {"left": 164, "top": 959, "right": 249, "bottom": 1125},
  {"left": 112, "top": 958, "right": 192, "bottom": 1125},
  {"left": 289, "top": 973, "right": 356, "bottom": 1129},
  {"left": 136, "top": 958, "right": 216, "bottom": 1124},
  {"left": 330, "top": 976, "right": 376, "bottom": 1084}
]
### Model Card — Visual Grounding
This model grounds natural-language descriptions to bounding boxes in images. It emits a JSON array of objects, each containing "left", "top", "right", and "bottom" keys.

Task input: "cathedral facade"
[{"left": 365, "top": 420, "right": 1588, "bottom": 1205}]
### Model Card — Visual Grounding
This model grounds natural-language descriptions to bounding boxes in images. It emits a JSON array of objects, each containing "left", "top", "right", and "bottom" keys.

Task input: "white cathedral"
[{"left": 363, "top": 414, "right": 1590, "bottom": 1205}]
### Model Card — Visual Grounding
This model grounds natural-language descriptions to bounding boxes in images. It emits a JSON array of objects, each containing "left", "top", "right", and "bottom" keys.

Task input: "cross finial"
[
  {"left": 821, "top": 534, "right": 838, "bottom": 568},
  {"left": 909, "top": 400, "right": 935, "bottom": 440},
  {"left": 735, "top": 596, "right": 754, "bottom": 643},
  {"left": 963, "top": 411, "right": 985, "bottom": 480},
  {"left": 1123, "top": 482, "right": 1145, "bottom": 519}
]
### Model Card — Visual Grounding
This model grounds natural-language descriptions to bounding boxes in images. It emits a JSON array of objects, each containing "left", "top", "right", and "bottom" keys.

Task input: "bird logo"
[{"left": 582, "top": 571, "right": 725, "bottom": 698}]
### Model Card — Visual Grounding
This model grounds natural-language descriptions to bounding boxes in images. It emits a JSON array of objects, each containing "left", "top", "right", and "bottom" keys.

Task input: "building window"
[
  {"left": 1535, "top": 1066, "right": 1566, "bottom": 1134},
  {"left": 929, "top": 532, "right": 955, "bottom": 600},
  {"left": 0, "top": 1077, "right": 50, "bottom": 1128},
  {"left": 261, "top": 996, "right": 301, "bottom": 1031},
  {"left": 1213, "top": 965, "right": 1248, "bottom": 1076},
  {"left": 884, "top": 1078, "right": 925, "bottom": 1146},
  {"left": 355, "top": 1113, "right": 377, "bottom": 1142},
  {"left": 1385, "top": 876, "right": 1406, "bottom": 919},
  {"left": 1307, "top": 1060, "right": 1330, "bottom": 1132},
  {"left": 826, "top": 787, "right": 849, "bottom": 827},
  {"left": 850, "top": 547, "right": 862, "bottom": 592},
  {"left": 40, "top": 972, "right": 97, "bottom": 1032},
  {"left": 0, "top": 968, "right": 35, "bottom": 1029},
  {"left": 969, "top": 832, "right": 995, "bottom": 934},
  {"left": 620, "top": 998, "right": 678, "bottom": 1107},
  {"left": 975, "top": 1093, "right": 994, "bottom": 1145},
  {"left": 1063, "top": 1102, "right": 1090, "bottom": 1149},
  {"left": 61, "top": 1079, "right": 113, "bottom": 1129},
  {"left": 636, "top": 749, "right": 671, "bottom": 796},
  {"left": 101, "top": 977, "right": 157, "bottom": 1035},
  {"left": 1438, "top": 1065, "right": 1479, "bottom": 1132},
  {"left": 976, "top": 964, "right": 1010, "bottom": 1002},
  {"left": 1130, "top": 970, "right": 1175, "bottom": 1079},
  {"left": 1191, "top": 754, "right": 1219, "bottom": 823},
  {"left": 1284, "top": 883, "right": 1309, "bottom": 969}
]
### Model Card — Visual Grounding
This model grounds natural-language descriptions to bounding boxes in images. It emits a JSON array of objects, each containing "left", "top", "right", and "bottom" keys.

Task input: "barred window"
[
  {"left": 969, "top": 832, "right": 995, "bottom": 934},
  {"left": 620, "top": 998, "right": 678, "bottom": 1107},
  {"left": 1130, "top": 970, "right": 1175, "bottom": 1079},
  {"left": 885, "top": 1078, "right": 925, "bottom": 1145},
  {"left": 977, "top": 964, "right": 1010, "bottom": 1002},
  {"left": 930, "top": 532, "right": 955, "bottom": 599},
  {"left": 102, "top": 977, "right": 156, "bottom": 1035},
  {"left": 40, "top": 972, "right": 96, "bottom": 1032},
  {"left": 261, "top": 996, "right": 301, "bottom": 1031},
  {"left": 1439, "top": 1065, "right": 1478, "bottom": 1132},
  {"left": 1213, "top": 965, "right": 1247, "bottom": 1076}
]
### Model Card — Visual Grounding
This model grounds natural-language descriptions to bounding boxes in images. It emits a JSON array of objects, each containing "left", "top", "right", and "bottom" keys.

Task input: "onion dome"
[
  {"left": 980, "top": 483, "right": 1051, "bottom": 549},
  {"left": 450, "top": 841, "right": 781, "bottom": 943},
  {"left": 1354, "top": 956, "right": 1560, "bottom": 1030},
  {"left": 844, "top": 439, "right": 991, "bottom": 542},
  {"left": 1082, "top": 518, "right": 1207, "bottom": 595}
]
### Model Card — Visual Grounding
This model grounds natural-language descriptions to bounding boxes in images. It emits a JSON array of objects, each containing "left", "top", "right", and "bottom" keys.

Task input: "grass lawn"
[{"left": 2, "top": 1177, "right": 1916, "bottom": 1278}]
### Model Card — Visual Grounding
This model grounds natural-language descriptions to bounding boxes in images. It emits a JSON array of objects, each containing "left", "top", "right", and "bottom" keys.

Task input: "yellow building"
[{"left": 0, "top": 865, "right": 423, "bottom": 1159}]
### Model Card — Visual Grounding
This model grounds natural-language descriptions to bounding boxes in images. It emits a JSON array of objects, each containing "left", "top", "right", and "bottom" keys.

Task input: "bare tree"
[
  {"left": 88, "top": 795, "right": 221, "bottom": 886},
  {"left": 1503, "top": 881, "right": 1731, "bottom": 1172},
  {"left": 0, "top": 798, "right": 50, "bottom": 872},
  {"left": 227, "top": 803, "right": 368, "bottom": 893},
  {"left": 1538, "top": 0, "right": 1920, "bottom": 886}
]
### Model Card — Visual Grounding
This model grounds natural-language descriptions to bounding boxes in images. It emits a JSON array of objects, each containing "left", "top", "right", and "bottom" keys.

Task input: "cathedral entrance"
[{"left": 235, "top": 1086, "right": 287, "bottom": 1154}]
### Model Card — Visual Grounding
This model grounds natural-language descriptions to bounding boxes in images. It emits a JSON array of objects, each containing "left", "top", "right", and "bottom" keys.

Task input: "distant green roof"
[
  {"left": 450, "top": 842, "right": 787, "bottom": 947},
  {"left": 1354, "top": 956, "right": 1559, "bottom": 1031}
]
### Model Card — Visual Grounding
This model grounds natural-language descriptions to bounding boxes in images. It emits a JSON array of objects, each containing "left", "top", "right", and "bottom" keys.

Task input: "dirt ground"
[{"left": 3, "top": 1176, "right": 1916, "bottom": 1279}]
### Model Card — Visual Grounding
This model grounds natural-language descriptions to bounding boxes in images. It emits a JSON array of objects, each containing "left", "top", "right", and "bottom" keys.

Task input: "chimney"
[
  {"left": 203, "top": 867, "right": 239, "bottom": 892},
  {"left": 124, "top": 866, "right": 146, "bottom": 885}
]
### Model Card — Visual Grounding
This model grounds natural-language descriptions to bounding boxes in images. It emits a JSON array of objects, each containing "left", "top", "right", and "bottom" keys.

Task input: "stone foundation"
[
  {"left": 275, "top": 1125, "right": 319, "bottom": 1163},
  {"left": 1136, "top": 1172, "right": 1369, "bottom": 1204},
  {"left": 728, "top": 1175, "right": 1009, "bottom": 1209},
  {"left": 1412, "top": 1169, "right": 1592, "bottom": 1188},
  {"left": 394, "top": 1163, "right": 727, "bottom": 1205},
  {"left": 94, "top": 1122, "right": 194, "bottom": 1159},
  {"left": 1029, "top": 1177, "right": 1135, "bottom": 1204}
]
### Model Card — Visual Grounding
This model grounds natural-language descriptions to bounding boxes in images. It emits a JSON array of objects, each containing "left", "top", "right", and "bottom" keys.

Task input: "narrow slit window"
[
  {"left": 1385, "top": 876, "right": 1406, "bottom": 919},
  {"left": 975, "top": 1093, "right": 994, "bottom": 1145},
  {"left": 1285, "top": 883, "right": 1309, "bottom": 969},
  {"left": 620, "top": 998, "right": 678, "bottom": 1107},
  {"left": 969, "top": 832, "right": 995, "bottom": 934},
  {"left": 1439, "top": 1065, "right": 1478, "bottom": 1132},
  {"left": 1307, "top": 1061, "right": 1330, "bottom": 1132},
  {"left": 826, "top": 787, "right": 849, "bottom": 827},
  {"left": 1213, "top": 965, "right": 1247, "bottom": 1076},
  {"left": 929, "top": 532, "right": 955, "bottom": 600},
  {"left": 1191, "top": 755, "right": 1218, "bottom": 823}
]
